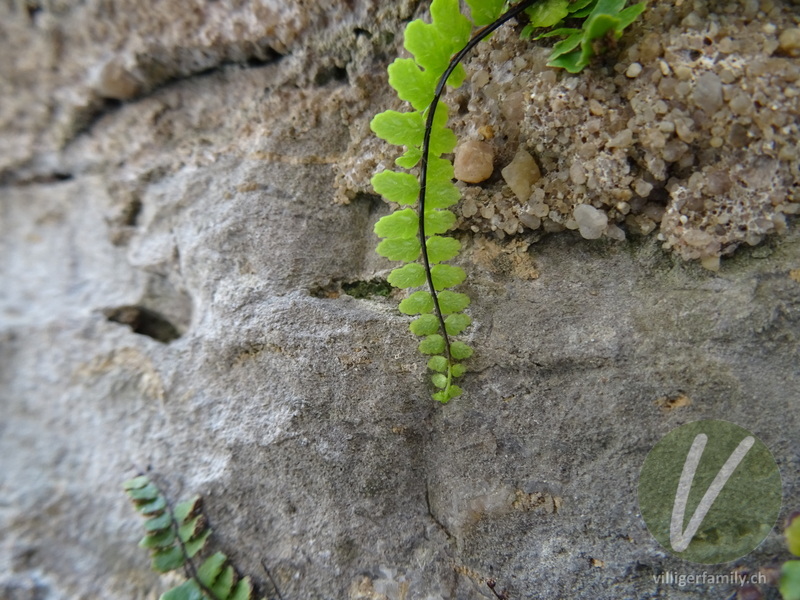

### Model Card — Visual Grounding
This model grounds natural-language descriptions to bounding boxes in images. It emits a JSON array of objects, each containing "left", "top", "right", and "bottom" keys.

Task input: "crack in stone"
[{"left": 424, "top": 479, "right": 455, "bottom": 542}]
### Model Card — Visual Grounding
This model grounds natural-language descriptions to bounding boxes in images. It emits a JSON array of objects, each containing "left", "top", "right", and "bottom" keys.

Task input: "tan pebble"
[
  {"left": 543, "top": 219, "right": 565, "bottom": 233},
  {"left": 646, "top": 129, "right": 667, "bottom": 149},
  {"left": 729, "top": 93, "right": 752, "bottom": 116},
  {"left": 779, "top": 145, "right": 797, "bottom": 161},
  {"left": 701, "top": 255, "right": 721, "bottom": 271},
  {"left": 472, "top": 69, "right": 490, "bottom": 88},
  {"left": 454, "top": 140, "right": 495, "bottom": 183},
  {"left": 658, "top": 121, "right": 676, "bottom": 133},
  {"left": 501, "top": 149, "right": 540, "bottom": 201},
  {"left": 606, "top": 224, "right": 626, "bottom": 241},
  {"left": 779, "top": 28, "right": 800, "bottom": 57},
  {"left": 519, "top": 212, "right": 541, "bottom": 230},
  {"left": 607, "top": 129, "right": 634, "bottom": 149},
  {"left": 634, "top": 179, "right": 653, "bottom": 197},
  {"left": 96, "top": 59, "right": 141, "bottom": 100},
  {"left": 719, "top": 68, "right": 737, "bottom": 84},
  {"left": 590, "top": 558, "right": 606, "bottom": 568},
  {"left": 692, "top": 72, "right": 723, "bottom": 113},
  {"left": 540, "top": 70, "right": 557, "bottom": 85},
  {"left": 674, "top": 65, "right": 693, "bottom": 80},
  {"left": 662, "top": 140, "right": 688, "bottom": 162},
  {"left": 674, "top": 118, "right": 695, "bottom": 143},
  {"left": 655, "top": 393, "right": 692, "bottom": 412},
  {"left": 462, "top": 197, "right": 478, "bottom": 218},
  {"left": 588, "top": 98, "right": 605, "bottom": 116},
  {"left": 639, "top": 33, "right": 662, "bottom": 63},
  {"left": 682, "top": 12, "right": 703, "bottom": 29},
  {"left": 529, "top": 201, "right": 550, "bottom": 218},
  {"left": 718, "top": 37, "right": 738, "bottom": 54},
  {"left": 503, "top": 219, "right": 519, "bottom": 235},
  {"left": 683, "top": 229, "right": 714, "bottom": 248}
]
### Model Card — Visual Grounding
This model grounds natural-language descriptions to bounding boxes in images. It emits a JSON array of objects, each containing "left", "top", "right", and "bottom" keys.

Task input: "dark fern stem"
[{"left": 418, "top": 0, "right": 540, "bottom": 363}]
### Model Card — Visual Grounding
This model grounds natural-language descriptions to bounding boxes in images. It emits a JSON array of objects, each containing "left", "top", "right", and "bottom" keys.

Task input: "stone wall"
[{"left": 1, "top": 1, "right": 798, "bottom": 599}]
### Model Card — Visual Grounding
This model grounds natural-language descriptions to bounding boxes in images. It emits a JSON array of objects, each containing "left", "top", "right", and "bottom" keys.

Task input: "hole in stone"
[
  {"left": 309, "top": 278, "right": 392, "bottom": 300},
  {"left": 25, "top": 1, "right": 42, "bottom": 20},
  {"left": 104, "top": 306, "right": 182, "bottom": 343},
  {"left": 309, "top": 283, "right": 341, "bottom": 299},
  {"left": 122, "top": 197, "right": 142, "bottom": 226},
  {"left": 341, "top": 278, "right": 392, "bottom": 299},
  {"left": 313, "top": 64, "right": 348, "bottom": 86}
]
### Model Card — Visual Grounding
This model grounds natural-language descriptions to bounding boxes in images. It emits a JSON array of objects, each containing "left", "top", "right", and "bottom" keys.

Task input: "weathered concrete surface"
[{"left": 1, "top": 1, "right": 799, "bottom": 600}]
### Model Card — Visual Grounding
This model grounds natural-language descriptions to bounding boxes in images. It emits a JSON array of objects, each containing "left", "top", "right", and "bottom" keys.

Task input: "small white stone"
[
  {"left": 529, "top": 201, "right": 550, "bottom": 218},
  {"left": 625, "top": 62, "right": 643, "bottom": 78},
  {"left": 573, "top": 204, "right": 608, "bottom": 240},
  {"left": 569, "top": 162, "right": 587, "bottom": 185}
]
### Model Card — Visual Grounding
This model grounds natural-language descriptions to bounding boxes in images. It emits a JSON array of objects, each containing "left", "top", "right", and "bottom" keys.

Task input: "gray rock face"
[{"left": 1, "top": 2, "right": 798, "bottom": 600}]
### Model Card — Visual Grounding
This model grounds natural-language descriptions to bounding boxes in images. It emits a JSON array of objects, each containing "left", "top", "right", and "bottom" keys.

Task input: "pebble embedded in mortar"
[
  {"left": 454, "top": 140, "right": 495, "bottom": 183},
  {"left": 573, "top": 204, "right": 608, "bottom": 240},
  {"left": 501, "top": 149, "right": 540, "bottom": 201}
]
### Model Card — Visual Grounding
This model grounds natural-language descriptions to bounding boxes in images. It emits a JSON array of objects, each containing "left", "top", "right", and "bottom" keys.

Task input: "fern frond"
[
  {"left": 371, "top": 0, "right": 541, "bottom": 403},
  {"left": 123, "top": 476, "right": 265, "bottom": 600},
  {"left": 372, "top": 0, "right": 646, "bottom": 402}
]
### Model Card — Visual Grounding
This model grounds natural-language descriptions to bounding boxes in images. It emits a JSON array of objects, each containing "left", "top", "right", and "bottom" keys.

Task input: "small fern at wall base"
[{"left": 124, "top": 475, "right": 265, "bottom": 600}]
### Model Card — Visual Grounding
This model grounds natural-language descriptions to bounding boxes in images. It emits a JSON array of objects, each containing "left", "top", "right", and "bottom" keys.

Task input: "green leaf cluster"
[
  {"left": 370, "top": 0, "right": 492, "bottom": 403},
  {"left": 124, "top": 476, "right": 261, "bottom": 600},
  {"left": 522, "top": 0, "right": 646, "bottom": 73},
  {"left": 781, "top": 514, "right": 800, "bottom": 600}
]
